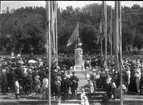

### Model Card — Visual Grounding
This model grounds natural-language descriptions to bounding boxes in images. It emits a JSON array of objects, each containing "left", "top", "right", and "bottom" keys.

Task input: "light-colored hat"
[
  {"left": 66, "top": 75, "right": 70, "bottom": 79},
  {"left": 92, "top": 69, "right": 96, "bottom": 71},
  {"left": 35, "top": 75, "right": 40, "bottom": 79},
  {"left": 2, "top": 69, "right": 6, "bottom": 72},
  {"left": 86, "top": 67, "right": 89, "bottom": 69}
]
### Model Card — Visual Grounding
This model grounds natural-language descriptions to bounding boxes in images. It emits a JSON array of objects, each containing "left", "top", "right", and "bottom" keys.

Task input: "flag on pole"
[
  {"left": 118, "top": 1, "right": 123, "bottom": 65},
  {"left": 45, "top": 1, "right": 51, "bottom": 105},
  {"left": 102, "top": 1, "right": 107, "bottom": 37},
  {"left": 97, "top": 20, "right": 102, "bottom": 44},
  {"left": 102, "top": 1, "right": 108, "bottom": 68},
  {"left": 66, "top": 22, "right": 79, "bottom": 47},
  {"left": 54, "top": 1, "right": 58, "bottom": 49},
  {"left": 99, "top": 20, "right": 102, "bottom": 34},
  {"left": 50, "top": 1, "right": 57, "bottom": 61}
]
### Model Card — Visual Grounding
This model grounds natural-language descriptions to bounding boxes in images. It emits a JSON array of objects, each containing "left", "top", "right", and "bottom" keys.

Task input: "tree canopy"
[{"left": 0, "top": 4, "right": 143, "bottom": 55}]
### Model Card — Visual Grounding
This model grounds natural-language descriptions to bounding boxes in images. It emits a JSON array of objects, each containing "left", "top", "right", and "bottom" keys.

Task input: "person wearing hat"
[
  {"left": 14, "top": 78, "right": 19, "bottom": 99},
  {"left": 128, "top": 67, "right": 141, "bottom": 93},
  {"left": 41, "top": 74, "right": 49, "bottom": 99},
  {"left": 90, "top": 69, "right": 97, "bottom": 92},
  {"left": 35, "top": 75, "right": 41, "bottom": 98},
  {"left": 80, "top": 88, "right": 89, "bottom": 105},
  {"left": 1, "top": 68, "right": 8, "bottom": 95},
  {"left": 61, "top": 75, "right": 71, "bottom": 101},
  {"left": 134, "top": 67, "right": 141, "bottom": 93},
  {"left": 70, "top": 72, "right": 79, "bottom": 98}
]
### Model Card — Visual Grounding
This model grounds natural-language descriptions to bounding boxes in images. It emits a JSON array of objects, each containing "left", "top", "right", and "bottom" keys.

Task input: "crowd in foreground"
[
  {"left": 85, "top": 56, "right": 143, "bottom": 99},
  {"left": 0, "top": 55, "right": 80, "bottom": 100},
  {"left": 0, "top": 54, "right": 143, "bottom": 101}
]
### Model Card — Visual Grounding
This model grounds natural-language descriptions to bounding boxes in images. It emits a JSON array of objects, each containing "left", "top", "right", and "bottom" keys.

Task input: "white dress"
[
  {"left": 41, "top": 78, "right": 49, "bottom": 99},
  {"left": 15, "top": 80, "right": 20, "bottom": 94},
  {"left": 81, "top": 92, "right": 89, "bottom": 105}
]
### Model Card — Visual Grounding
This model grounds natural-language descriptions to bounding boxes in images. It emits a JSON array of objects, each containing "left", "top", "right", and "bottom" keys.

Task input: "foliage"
[{"left": 0, "top": 4, "right": 143, "bottom": 55}]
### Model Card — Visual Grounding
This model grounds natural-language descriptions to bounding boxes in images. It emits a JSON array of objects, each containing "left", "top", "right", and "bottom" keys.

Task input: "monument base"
[
  {"left": 71, "top": 66, "right": 87, "bottom": 92},
  {"left": 74, "top": 65, "right": 85, "bottom": 71}
]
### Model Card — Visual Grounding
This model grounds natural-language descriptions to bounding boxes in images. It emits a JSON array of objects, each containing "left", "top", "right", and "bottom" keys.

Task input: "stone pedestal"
[
  {"left": 73, "top": 48, "right": 87, "bottom": 91},
  {"left": 74, "top": 48, "right": 84, "bottom": 71},
  {"left": 11, "top": 52, "right": 14, "bottom": 56},
  {"left": 11, "top": 52, "right": 15, "bottom": 58}
]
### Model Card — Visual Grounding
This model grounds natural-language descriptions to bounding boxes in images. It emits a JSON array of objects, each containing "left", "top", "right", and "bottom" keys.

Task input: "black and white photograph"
[{"left": 0, "top": 1, "right": 143, "bottom": 105}]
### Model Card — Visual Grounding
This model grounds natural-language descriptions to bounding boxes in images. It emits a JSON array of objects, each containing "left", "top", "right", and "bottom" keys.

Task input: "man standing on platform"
[{"left": 70, "top": 72, "right": 79, "bottom": 98}]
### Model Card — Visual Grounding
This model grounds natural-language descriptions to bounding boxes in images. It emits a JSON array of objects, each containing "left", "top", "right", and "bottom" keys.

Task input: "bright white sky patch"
[{"left": 1, "top": 1, "right": 143, "bottom": 12}]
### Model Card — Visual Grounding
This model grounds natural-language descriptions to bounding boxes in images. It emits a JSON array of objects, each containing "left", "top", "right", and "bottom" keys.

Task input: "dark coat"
[
  {"left": 1, "top": 72, "right": 8, "bottom": 85},
  {"left": 70, "top": 75, "right": 79, "bottom": 89},
  {"left": 61, "top": 78, "right": 71, "bottom": 93}
]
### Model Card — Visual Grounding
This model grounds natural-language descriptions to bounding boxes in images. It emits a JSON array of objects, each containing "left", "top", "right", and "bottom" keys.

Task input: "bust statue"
[{"left": 76, "top": 37, "right": 82, "bottom": 48}]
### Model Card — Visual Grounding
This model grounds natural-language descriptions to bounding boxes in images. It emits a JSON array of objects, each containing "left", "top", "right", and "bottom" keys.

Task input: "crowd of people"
[
  {"left": 85, "top": 56, "right": 143, "bottom": 99},
  {"left": 0, "top": 55, "right": 80, "bottom": 100},
  {"left": 0, "top": 54, "right": 143, "bottom": 101}
]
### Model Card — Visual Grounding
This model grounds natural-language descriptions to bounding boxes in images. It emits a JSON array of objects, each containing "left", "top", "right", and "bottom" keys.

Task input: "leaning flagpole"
[
  {"left": 118, "top": 1, "right": 123, "bottom": 105},
  {"left": 46, "top": 1, "right": 51, "bottom": 105}
]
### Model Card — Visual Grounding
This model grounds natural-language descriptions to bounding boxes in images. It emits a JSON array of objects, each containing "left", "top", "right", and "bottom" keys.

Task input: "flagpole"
[
  {"left": 0, "top": 1, "right": 2, "bottom": 54},
  {"left": 110, "top": 7, "right": 113, "bottom": 62},
  {"left": 49, "top": 1, "right": 52, "bottom": 105},
  {"left": 46, "top": 1, "right": 51, "bottom": 105},
  {"left": 119, "top": 1, "right": 123, "bottom": 105},
  {"left": 55, "top": 1, "right": 58, "bottom": 63},
  {"left": 115, "top": 1, "right": 123, "bottom": 105},
  {"left": 51, "top": 1, "right": 56, "bottom": 61},
  {"left": 103, "top": 1, "right": 107, "bottom": 68}
]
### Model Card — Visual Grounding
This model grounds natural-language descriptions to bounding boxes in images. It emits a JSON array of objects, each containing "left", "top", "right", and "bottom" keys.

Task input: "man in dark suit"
[
  {"left": 70, "top": 72, "right": 79, "bottom": 98},
  {"left": 1, "top": 69, "right": 8, "bottom": 95},
  {"left": 61, "top": 75, "right": 71, "bottom": 100}
]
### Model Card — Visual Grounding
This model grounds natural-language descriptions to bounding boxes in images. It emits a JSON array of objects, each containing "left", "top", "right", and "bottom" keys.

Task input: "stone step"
[
  {"left": 0, "top": 99, "right": 103, "bottom": 105},
  {"left": 125, "top": 95, "right": 143, "bottom": 99},
  {"left": 76, "top": 91, "right": 106, "bottom": 100}
]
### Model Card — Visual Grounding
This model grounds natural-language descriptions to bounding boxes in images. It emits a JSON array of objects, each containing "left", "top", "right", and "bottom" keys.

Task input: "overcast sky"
[{"left": 1, "top": 1, "right": 143, "bottom": 12}]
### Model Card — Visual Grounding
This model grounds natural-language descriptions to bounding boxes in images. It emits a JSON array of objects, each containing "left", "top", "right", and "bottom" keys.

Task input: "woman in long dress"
[
  {"left": 80, "top": 88, "right": 89, "bottom": 105},
  {"left": 41, "top": 74, "right": 49, "bottom": 99},
  {"left": 35, "top": 75, "right": 41, "bottom": 98}
]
